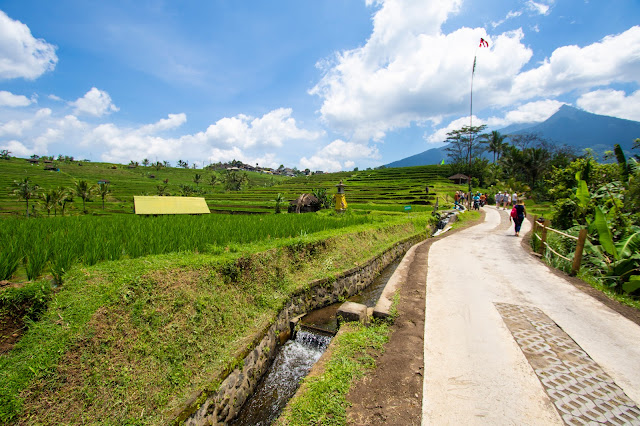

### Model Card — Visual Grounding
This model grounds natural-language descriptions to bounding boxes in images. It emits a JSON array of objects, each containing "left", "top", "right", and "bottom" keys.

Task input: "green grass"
[
  {"left": 0, "top": 210, "right": 378, "bottom": 282},
  {"left": 0, "top": 215, "right": 427, "bottom": 424},
  {"left": 276, "top": 321, "right": 390, "bottom": 426}
]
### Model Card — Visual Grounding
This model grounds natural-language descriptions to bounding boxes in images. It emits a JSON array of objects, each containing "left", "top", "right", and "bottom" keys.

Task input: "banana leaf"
[
  {"left": 595, "top": 206, "right": 618, "bottom": 259},
  {"left": 622, "top": 275, "right": 640, "bottom": 294}
]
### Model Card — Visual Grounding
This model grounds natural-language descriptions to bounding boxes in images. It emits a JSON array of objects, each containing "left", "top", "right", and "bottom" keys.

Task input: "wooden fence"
[{"left": 531, "top": 216, "right": 588, "bottom": 276}]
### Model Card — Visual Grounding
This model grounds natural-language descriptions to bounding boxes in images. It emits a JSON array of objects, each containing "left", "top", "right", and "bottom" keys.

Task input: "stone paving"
[{"left": 495, "top": 302, "right": 640, "bottom": 425}]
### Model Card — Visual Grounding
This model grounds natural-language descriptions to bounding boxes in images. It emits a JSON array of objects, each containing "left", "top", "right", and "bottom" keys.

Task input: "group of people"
[{"left": 495, "top": 191, "right": 518, "bottom": 209}]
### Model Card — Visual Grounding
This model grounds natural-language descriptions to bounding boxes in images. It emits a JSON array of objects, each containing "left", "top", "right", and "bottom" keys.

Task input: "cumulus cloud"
[
  {"left": 0, "top": 10, "right": 58, "bottom": 80},
  {"left": 486, "top": 100, "right": 565, "bottom": 127},
  {"left": 311, "top": 0, "right": 639, "bottom": 146},
  {"left": 299, "top": 139, "right": 380, "bottom": 172},
  {"left": 310, "top": 0, "right": 531, "bottom": 141},
  {"left": 70, "top": 88, "right": 119, "bottom": 117},
  {"left": 0, "top": 140, "right": 31, "bottom": 157},
  {"left": 0, "top": 91, "right": 32, "bottom": 107},
  {"left": 510, "top": 26, "right": 640, "bottom": 99},
  {"left": 577, "top": 89, "right": 640, "bottom": 122},
  {"left": 192, "top": 108, "right": 323, "bottom": 149}
]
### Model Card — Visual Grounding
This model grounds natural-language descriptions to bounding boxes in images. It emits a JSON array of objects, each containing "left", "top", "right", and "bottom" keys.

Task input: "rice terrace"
[{"left": 2, "top": 139, "right": 640, "bottom": 425}]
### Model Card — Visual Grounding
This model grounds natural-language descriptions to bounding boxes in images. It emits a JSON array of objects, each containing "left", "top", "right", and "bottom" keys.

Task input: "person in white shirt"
[
  {"left": 495, "top": 192, "right": 503, "bottom": 208},
  {"left": 512, "top": 192, "right": 518, "bottom": 206}
]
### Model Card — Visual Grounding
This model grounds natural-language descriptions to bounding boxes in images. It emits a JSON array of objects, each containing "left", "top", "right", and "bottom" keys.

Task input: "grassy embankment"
[{"left": 0, "top": 210, "right": 433, "bottom": 424}]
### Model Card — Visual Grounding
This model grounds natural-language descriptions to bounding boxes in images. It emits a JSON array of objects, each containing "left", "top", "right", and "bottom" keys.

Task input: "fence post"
[
  {"left": 571, "top": 228, "right": 588, "bottom": 276},
  {"left": 538, "top": 219, "right": 549, "bottom": 255}
]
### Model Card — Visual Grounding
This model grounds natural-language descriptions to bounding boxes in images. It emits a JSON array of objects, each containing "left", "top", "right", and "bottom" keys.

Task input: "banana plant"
[{"left": 586, "top": 205, "right": 640, "bottom": 293}]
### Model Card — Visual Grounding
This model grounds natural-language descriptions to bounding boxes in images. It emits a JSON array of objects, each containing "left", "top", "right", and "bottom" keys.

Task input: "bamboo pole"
[
  {"left": 571, "top": 228, "right": 588, "bottom": 276},
  {"left": 538, "top": 219, "right": 549, "bottom": 255}
]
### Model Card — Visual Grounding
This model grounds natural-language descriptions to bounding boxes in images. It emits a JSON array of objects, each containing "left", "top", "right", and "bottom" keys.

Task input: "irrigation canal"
[{"left": 230, "top": 259, "right": 401, "bottom": 425}]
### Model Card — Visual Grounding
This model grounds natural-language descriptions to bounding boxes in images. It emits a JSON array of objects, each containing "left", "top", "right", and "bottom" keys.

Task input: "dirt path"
[{"left": 346, "top": 207, "right": 640, "bottom": 425}]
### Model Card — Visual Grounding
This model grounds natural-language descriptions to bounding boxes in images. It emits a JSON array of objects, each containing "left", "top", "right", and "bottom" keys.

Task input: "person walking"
[
  {"left": 512, "top": 191, "right": 518, "bottom": 206},
  {"left": 502, "top": 192, "right": 510, "bottom": 210},
  {"left": 510, "top": 199, "right": 527, "bottom": 236},
  {"left": 495, "top": 191, "right": 503, "bottom": 208}
]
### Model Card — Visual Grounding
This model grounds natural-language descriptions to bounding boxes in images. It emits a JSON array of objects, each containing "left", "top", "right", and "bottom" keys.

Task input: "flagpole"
[{"left": 468, "top": 54, "right": 476, "bottom": 207}]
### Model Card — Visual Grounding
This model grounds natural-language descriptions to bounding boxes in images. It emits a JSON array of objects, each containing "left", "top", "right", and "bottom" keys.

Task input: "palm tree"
[
  {"left": 74, "top": 180, "right": 96, "bottom": 213},
  {"left": 12, "top": 177, "right": 39, "bottom": 217},
  {"left": 40, "top": 190, "right": 56, "bottom": 216},
  {"left": 51, "top": 186, "right": 68, "bottom": 216},
  {"left": 156, "top": 185, "right": 169, "bottom": 196},
  {"left": 97, "top": 183, "right": 111, "bottom": 210},
  {"left": 274, "top": 193, "right": 285, "bottom": 213},
  {"left": 208, "top": 174, "right": 218, "bottom": 189},
  {"left": 482, "top": 131, "right": 506, "bottom": 163},
  {"left": 193, "top": 173, "right": 202, "bottom": 187}
]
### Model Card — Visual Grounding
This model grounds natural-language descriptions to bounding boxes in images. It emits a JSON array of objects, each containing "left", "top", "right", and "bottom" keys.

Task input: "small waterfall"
[{"left": 231, "top": 330, "right": 331, "bottom": 426}]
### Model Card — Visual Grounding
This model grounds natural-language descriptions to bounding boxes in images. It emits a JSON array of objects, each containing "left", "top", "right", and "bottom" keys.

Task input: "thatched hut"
[{"left": 288, "top": 194, "right": 320, "bottom": 213}]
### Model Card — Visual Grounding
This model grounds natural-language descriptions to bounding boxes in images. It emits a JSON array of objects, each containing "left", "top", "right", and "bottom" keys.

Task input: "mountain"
[
  {"left": 505, "top": 105, "right": 640, "bottom": 154},
  {"left": 385, "top": 146, "right": 448, "bottom": 168},
  {"left": 385, "top": 105, "right": 640, "bottom": 167}
]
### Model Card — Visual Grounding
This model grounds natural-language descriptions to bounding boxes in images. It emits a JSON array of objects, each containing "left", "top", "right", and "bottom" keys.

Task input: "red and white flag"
[{"left": 479, "top": 38, "right": 489, "bottom": 48}]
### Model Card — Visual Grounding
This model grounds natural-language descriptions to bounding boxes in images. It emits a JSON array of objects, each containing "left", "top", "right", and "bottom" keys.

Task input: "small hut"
[
  {"left": 447, "top": 174, "right": 470, "bottom": 185},
  {"left": 288, "top": 194, "right": 320, "bottom": 213}
]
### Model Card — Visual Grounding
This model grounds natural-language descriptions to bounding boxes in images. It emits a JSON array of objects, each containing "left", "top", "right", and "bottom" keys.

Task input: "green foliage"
[{"left": 12, "top": 177, "right": 39, "bottom": 218}]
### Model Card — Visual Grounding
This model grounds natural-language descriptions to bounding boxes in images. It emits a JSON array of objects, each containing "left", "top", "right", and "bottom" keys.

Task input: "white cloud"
[
  {"left": 310, "top": 0, "right": 532, "bottom": 141},
  {"left": 311, "top": 1, "right": 639, "bottom": 146},
  {"left": 194, "top": 108, "right": 323, "bottom": 149},
  {"left": 0, "top": 10, "right": 58, "bottom": 80},
  {"left": 0, "top": 91, "right": 32, "bottom": 107},
  {"left": 0, "top": 140, "right": 31, "bottom": 157},
  {"left": 48, "top": 94, "right": 63, "bottom": 101},
  {"left": 486, "top": 100, "right": 565, "bottom": 127},
  {"left": 577, "top": 89, "right": 640, "bottom": 121},
  {"left": 426, "top": 116, "right": 485, "bottom": 144},
  {"left": 511, "top": 26, "right": 640, "bottom": 99},
  {"left": 491, "top": 10, "right": 522, "bottom": 28},
  {"left": 70, "top": 87, "right": 119, "bottom": 117},
  {"left": 299, "top": 139, "right": 380, "bottom": 172},
  {"left": 526, "top": 1, "right": 551, "bottom": 15}
]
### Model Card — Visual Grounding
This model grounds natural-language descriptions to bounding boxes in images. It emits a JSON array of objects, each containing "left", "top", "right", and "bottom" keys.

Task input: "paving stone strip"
[{"left": 495, "top": 302, "right": 640, "bottom": 425}]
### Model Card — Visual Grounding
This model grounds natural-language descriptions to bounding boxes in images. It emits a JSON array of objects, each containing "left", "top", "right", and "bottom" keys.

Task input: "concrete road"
[{"left": 422, "top": 206, "right": 640, "bottom": 425}]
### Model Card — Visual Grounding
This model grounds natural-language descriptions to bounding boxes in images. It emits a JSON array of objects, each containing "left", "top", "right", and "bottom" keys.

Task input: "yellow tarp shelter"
[{"left": 134, "top": 196, "right": 210, "bottom": 215}]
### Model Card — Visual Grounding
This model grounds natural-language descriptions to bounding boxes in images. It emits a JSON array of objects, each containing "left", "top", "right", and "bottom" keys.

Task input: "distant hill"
[{"left": 386, "top": 105, "right": 640, "bottom": 167}]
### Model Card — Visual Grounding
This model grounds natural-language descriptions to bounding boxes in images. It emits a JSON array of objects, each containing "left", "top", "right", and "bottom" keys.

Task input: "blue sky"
[{"left": 1, "top": 0, "right": 639, "bottom": 171}]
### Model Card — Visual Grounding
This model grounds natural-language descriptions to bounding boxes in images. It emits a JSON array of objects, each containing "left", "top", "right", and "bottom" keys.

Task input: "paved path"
[{"left": 422, "top": 206, "right": 640, "bottom": 425}]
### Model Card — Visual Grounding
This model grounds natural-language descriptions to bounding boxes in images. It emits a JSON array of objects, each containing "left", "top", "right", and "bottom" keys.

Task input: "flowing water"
[
  {"left": 231, "top": 258, "right": 401, "bottom": 425},
  {"left": 230, "top": 330, "right": 331, "bottom": 426}
]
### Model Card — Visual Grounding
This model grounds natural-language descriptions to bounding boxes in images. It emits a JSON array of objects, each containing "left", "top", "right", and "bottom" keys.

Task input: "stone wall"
[{"left": 179, "top": 233, "right": 424, "bottom": 425}]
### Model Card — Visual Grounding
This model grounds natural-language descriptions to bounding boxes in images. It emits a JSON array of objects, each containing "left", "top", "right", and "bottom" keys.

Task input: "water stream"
[
  {"left": 230, "top": 331, "right": 331, "bottom": 426},
  {"left": 231, "top": 258, "right": 401, "bottom": 425}
]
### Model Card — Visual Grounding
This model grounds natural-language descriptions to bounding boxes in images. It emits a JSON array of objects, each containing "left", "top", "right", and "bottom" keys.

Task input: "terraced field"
[{"left": 1, "top": 157, "right": 465, "bottom": 215}]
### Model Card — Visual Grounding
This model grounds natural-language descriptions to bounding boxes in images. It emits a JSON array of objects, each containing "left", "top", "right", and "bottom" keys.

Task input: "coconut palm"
[
  {"left": 40, "top": 190, "right": 56, "bottom": 216},
  {"left": 482, "top": 131, "right": 507, "bottom": 163},
  {"left": 12, "top": 177, "right": 39, "bottom": 217},
  {"left": 74, "top": 180, "right": 96, "bottom": 213},
  {"left": 208, "top": 174, "right": 218, "bottom": 189},
  {"left": 193, "top": 173, "right": 202, "bottom": 187},
  {"left": 97, "top": 183, "right": 111, "bottom": 210}
]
